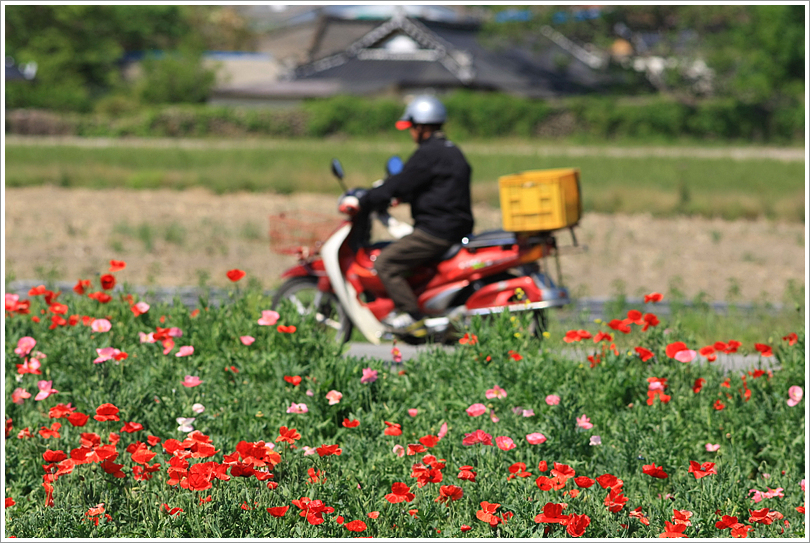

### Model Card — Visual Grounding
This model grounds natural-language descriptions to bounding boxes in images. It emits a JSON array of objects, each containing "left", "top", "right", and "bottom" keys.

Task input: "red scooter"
[{"left": 272, "top": 157, "right": 571, "bottom": 344}]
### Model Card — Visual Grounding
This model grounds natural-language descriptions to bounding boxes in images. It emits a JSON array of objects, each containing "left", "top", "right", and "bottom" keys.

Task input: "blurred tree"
[
  {"left": 3, "top": 5, "right": 249, "bottom": 111},
  {"left": 480, "top": 4, "right": 804, "bottom": 105}
]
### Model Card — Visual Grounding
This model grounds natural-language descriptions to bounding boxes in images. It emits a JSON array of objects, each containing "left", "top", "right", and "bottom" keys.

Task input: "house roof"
[{"left": 292, "top": 15, "right": 610, "bottom": 98}]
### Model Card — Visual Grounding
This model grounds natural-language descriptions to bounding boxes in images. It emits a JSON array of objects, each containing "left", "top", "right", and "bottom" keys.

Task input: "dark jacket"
[{"left": 360, "top": 133, "right": 473, "bottom": 242}]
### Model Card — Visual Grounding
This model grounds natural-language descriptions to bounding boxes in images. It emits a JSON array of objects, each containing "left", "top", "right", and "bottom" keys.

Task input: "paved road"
[{"left": 346, "top": 342, "right": 779, "bottom": 375}]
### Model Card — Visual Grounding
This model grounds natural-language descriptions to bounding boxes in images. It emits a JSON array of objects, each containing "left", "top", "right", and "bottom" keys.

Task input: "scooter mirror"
[
  {"left": 331, "top": 158, "right": 344, "bottom": 180},
  {"left": 386, "top": 155, "right": 403, "bottom": 176}
]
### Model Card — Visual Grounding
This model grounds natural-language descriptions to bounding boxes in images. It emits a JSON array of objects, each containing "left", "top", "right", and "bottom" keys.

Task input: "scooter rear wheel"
[{"left": 272, "top": 277, "right": 354, "bottom": 344}]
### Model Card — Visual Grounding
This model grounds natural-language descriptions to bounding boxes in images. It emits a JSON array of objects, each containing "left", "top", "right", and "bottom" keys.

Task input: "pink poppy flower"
[
  {"left": 306, "top": 389, "right": 314, "bottom": 396},
  {"left": 175, "top": 346, "right": 194, "bottom": 357},
  {"left": 302, "top": 446, "right": 317, "bottom": 456},
  {"left": 495, "top": 436, "right": 516, "bottom": 451},
  {"left": 131, "top": 301, "right": 150, "bottom": 316},
  {"left": 287, "top": 402, "right": 308, "bottom": 414},
  {"left": 466, "top": 403, "right": 487, "bottom": 417},
  {"left": 94, "top": 347, "right": 124, "bottom": 364},
  {"left": 12, "top": 388, "right": 31, "bottom": 405},
  {"left": 167, "top": 327, "right": 183, "bottom": 338},
  {"left": 34, "top": 380, "right": 59, "bottom": 401},
  {"left": 800, "top": 479, "right": 805, "bottom": 493},
  {"left": 91, "top": 319, "right": 111, "bottom": 333},
  {"left": 392, "top": 444, "right": 405, "bottom": 457},
  {"left": 162, "top": 338, "right": 174, "bottom": 355},
  {"left": 576, "top": 415, "right": 594, "bottom": 430},
  {"left": 749, "top": 489, "right": 765, "bottom": 503},
  {"left": 545, "top": 394, "right": 561, "bottom": 406},
  {"left": 706, "top": 443, "right": 720, "bottom": 452},
  {"left": 485, "top": 385, "right": 507, "bottom": 399},
  {"left": 787, "top": 386, "right": 803, "bottom": 406},
  {"left": 526, "top": 432, "right": 547, "bottom": 445},
  {"left": 589, "top": 435, "right": 602, "bottom": 446},
  {"left": 674, "top": 349, "right": 697, "bottom": 363},
  {"left": 258, "top": 310, "right": 280, "bottom": 326},
  {"left": 408, "top": 409, "right": 418, "bottom": 417},
  {"left": 764, "top": 487, "right": 784, "bottom": 499},
  {"left": 360, "top": 367, "right": 378, "bottom": 384},
  {"left": 489, "top": 410, "right": 500, "bottom": 423},
  {"left": 192, "top": 403, "right": 205, "bottom": 414},
  {"left": 14, "top": 336, "right": 36, "bottom": 357},
  {"left": 522, "top": 409, "right": 535, "bottom": 417},
  {"left": 326, "top": 390, "right": 342, "bottom": 405},
  {"left": 139, "top": 332, "right": 156, "bottom": 343},
  {"left": 239, "top": 336, "right": 255, "bottom": 346},
  {"left": 437, "top": 422, "right": 448, "bottom": 440},
  {"left": 181, "top": 375, "right": 203, "bottom": 388}
]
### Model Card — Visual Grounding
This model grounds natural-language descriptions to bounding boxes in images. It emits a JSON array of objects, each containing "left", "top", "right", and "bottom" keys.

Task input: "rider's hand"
[{"left": 338, "top": 188, "right": 367, "bottom": 216}]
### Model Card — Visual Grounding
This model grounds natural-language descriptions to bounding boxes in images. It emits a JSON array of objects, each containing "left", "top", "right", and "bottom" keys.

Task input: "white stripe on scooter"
[{"left": 321, "top": 223, "right": 387, "bottom": 344}]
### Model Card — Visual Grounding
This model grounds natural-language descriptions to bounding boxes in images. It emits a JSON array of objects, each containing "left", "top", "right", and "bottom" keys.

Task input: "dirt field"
[{"left": 4, "top": 185, "right": 805, "bottom": 303}]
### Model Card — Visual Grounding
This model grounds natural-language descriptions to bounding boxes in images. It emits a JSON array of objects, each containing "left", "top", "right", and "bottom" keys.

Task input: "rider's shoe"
[{"left": 382, "top": 312, "right": 427, "bottom": 337}]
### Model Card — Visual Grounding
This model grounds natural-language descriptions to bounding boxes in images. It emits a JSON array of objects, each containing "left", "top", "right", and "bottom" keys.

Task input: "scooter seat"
[{"left": 440, "top": 230, "right": 517, "bottom": 260}]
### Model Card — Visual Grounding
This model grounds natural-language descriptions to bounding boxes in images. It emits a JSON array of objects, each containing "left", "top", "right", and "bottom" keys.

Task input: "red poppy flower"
[
  {"left": 277, "top": 325, "right": 296, "bottom": 333},
  {"left": 731, "top": 525, "right": 754, "bottom": 537},
  {"left": 566, "top": 513, "right": 591, "bottom": 537},
  {"left": 659, "top": 521, "right": 688, "bottom": 537},
  {"left": 43, "top": 449, "right": 68, "bottom": 463},
  {"left": 345, "top": 520, "right": 367, "bottom": 532},
  {"left": 99, "top": 274, "right": 116, "bottom": 291},
  {"left": 594, "top": 331, "right": 613, "bottom": 343},
  {"left": 713, "top": 400, "right": 725, "bottom": 411},
  {"left": 688, "top": 461, "right": 717, "bottom": 479},
  {"left": 109, "top": 260, "right": 126, "bottom": 272},
  {"left": 367, "top": 511, "right": 380, "bottom": 519},
  {"left": 629, "top": 506, "right": 650, "bottom": 526},
  {"left": 782, "top": 332, "right": 798, "bottom": 346},
  {"left": 552, "top": 462, "right": 576, "bottom": 481},
  {"left": 507, "top": 349, "right": 522, "bottom": 361},
  {"left": 383, "top": 421, "right": 402, "bottom": 436},
  {"left": 536, "top": 475, "right": 566, "bottom": 491},
  {"left": 435, "top": 485, "right": 464, "bottom": 503},
  {"left": 162, "top": 504, "right": 183, "bottom": 516},
  {"left": 644, "top": 292, "right": 663, "bottom": 303},
  {"left": 385, "top": 482, "right": 415, "bottom": 503},
  {"left": 642, "top": 463, "right": 669, "bottom": 479},
  {"left": 574, "top": 476, "right": 595, "bottom": 488},
  {"left": 754, "top": 343, "right": 773, "bottom": 357},
  {"left": 641, "top": 313, "right": 659, "bottom": 331},
  {"left": 462, "top": 429, "right": 493, "bottom": 446},
  {"left": 665, "top": 341, "right": 689, "bottom": 358},
  {"left": 342, "top": 418, "right": 360, "bottom": 428},
  {"left": 692, "top": 378, "right": 706, "bottom": 394},
  {"left": 604, "top": 486, "right": 628, "bottom": 512},
  {"left": 535, "top": 502, "right": 569, "bottom": 524},
  {"left": 39, "top": 423, "right": 61, "bottom": 439},
  {"left": 419, "top": 434, "right": 438, "bottom": 448},
  {"left": 316, "top": 444, "right": 342, "bottom": 457},
  {"left": 276, "top": 426, "right": 301, "bottom": 443},
  {"left": 458, "top": 465, "right": 477, "bottom": 482},
  {"left": 538, "top": 460, "right": 548, "bottom": 472},
  {"left": 283, "top": 375, "right": 301, "bottom": 386},
  {"left": 120, "top": 421, "right": 143, "bottom": 434},
  {"left": 459, "top": 333, "right": 478, "bottom": 345},
  {"left": 722, "top": 340, "right": 741, "bottom": 354},
  {"left": 698, "top": 345, "right": 717, "bottom": 362},
  {"left": 264, "top": 504, "right": 288, "bottom": 517},
  {"left": 94, "top": 403, "right": 120, "bottom": 422},
  {"left": 307, "top": 467, "right": 325, "bottom": 484},
  {"left": 476, "top": 501, "right": 504, "bottom": 527},
  {"left": 605, "top": 319, "right": 630, "bottom": 334},
  {"left": 226, "top": 269, "right": 246, "bottom": 282},
  {"left": 88, "top": 291, "right": 112, "bottom": 304}
]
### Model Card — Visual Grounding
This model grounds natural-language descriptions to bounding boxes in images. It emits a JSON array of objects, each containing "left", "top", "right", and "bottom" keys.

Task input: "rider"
[{"left": 358, "top": 94, "right": 474, "bottom": 334}]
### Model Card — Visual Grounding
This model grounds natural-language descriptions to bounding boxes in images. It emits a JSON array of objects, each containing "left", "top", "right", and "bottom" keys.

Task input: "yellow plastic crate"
[{"left": 498, "top": 168, "right": 582, "bottom": 232}]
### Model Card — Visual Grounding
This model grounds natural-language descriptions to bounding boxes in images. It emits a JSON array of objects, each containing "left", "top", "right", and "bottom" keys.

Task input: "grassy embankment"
[{"left": 4, "top": 137, "right": 805, "bottom": 222}]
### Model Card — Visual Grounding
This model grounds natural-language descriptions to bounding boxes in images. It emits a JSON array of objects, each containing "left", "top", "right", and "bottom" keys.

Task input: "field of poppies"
[{"left": 3, "top": 261, "right": 806, "bottom": 538}]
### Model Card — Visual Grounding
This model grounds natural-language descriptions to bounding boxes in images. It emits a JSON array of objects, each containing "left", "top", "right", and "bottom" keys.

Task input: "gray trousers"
[{"left": 374, "top": 228, "right": 455, "bottom": 318}]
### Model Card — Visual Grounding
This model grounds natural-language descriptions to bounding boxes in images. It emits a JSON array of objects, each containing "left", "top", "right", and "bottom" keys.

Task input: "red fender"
[{"left": 464, "top": 276, "right": 542, "bottom": 310}]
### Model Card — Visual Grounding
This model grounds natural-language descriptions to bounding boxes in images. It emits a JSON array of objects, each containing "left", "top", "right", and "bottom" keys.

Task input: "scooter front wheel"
[{"left": 272, "top": 277, "right": 354, "bottom": 344}]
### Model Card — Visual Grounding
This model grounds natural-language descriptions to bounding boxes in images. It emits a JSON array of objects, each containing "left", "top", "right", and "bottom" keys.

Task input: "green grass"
[
  {"left": 4, "top": 278, "right": 805, "bottom": 538},
  {"left": 4, "top": 138, "right": 805, "bottom": 222}
]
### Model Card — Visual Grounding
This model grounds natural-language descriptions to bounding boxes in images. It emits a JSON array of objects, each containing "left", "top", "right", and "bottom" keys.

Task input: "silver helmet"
[{"left": 396, "top": 95, "right": 447, "bottom": 130}]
